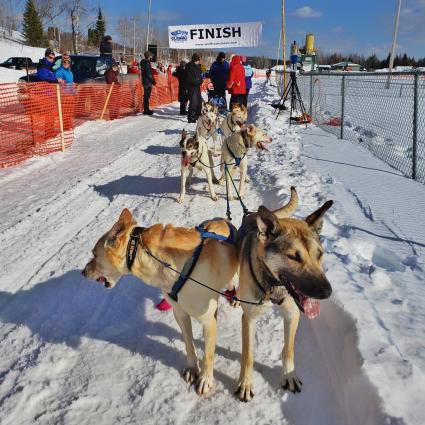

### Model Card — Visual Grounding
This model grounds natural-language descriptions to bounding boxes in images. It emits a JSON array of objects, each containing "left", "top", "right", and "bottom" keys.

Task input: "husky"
[
  {"left": 178, "top": 129, "right": 218, "bottom": 203},
  {"left": 234, "top": 187, "right": 333, "bottom": 402},
  {"left": 196, "top": 101, "right": 221, "bottom": 155},
  {"left": 82, "top": 209, "right": 238, "bottom": 396},
  {"left": 218, "top": 124, "right": 272, "bottom": 200},
  {"left": 219, "top": 103, "right": 248, "bottom": 138}
]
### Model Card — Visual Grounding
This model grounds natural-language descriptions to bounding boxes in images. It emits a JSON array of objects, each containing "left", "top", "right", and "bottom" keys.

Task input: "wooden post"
[
  {"left": 100, "top": 82, "right": 114, "bottom": 120},
  {"left": 56, "top": 84, "right": 65, "bottom": 152}
]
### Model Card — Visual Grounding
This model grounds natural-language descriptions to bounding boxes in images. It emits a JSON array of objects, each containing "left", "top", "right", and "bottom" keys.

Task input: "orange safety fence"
[{"left": 0, "top": 74, "right": 193, "bottom": 168}]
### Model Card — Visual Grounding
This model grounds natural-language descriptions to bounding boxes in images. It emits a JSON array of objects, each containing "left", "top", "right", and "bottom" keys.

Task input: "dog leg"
[
  {"left": 205, "top": 168, "right": 218, "bottom": 201},
  {"left": 236, "top": 312, "right": 256, "bottom": 402},
  {"left": 207, "top": 150, "right": 219, "bottom": 184},
  {"left": 178, "top": 166, "right": 190, "bottom": 203},
  {"left": 197, "top": 313, "right": 217, "bottom": 395},
  {"left": 173, "top": 305, "right": 200, "bottom": 384},
  {"left": 279, "top": 296, "right": 302, "bottom": 393},
  {"left": 238, "top": 160, "right": 248, "bottom": 199}
]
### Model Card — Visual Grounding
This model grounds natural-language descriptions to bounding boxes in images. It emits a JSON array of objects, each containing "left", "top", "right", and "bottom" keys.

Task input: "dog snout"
[
  {"left": 82, "top": 267, "right": 87, "bottom": 278},
  {"left": 181, "top": 151, "right": 187, "bottom": 157}
]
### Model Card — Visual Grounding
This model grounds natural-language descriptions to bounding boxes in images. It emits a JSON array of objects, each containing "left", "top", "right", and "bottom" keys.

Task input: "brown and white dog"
[
  {"left": 234, "top": 187, "right": 333, "bottom": 401},
  {"left": 178, "top": 130, "right": 218, "bottom": 203},
  {"left": 218, "top": 124, "right": 272, "bottom": 200},
  {"left": 196, "top": 101, "right": 221, "bottom": 155},
  {"left": 219, "top": 103, "right": 248, "bottom": 138},
  {"left": 82, "top": 209, "right": 239, "bottom": 396}
]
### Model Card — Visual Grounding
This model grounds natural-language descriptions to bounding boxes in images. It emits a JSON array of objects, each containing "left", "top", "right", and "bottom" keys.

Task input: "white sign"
[{"left": 168, "top": 22, "right": 262, "bottom": 49}]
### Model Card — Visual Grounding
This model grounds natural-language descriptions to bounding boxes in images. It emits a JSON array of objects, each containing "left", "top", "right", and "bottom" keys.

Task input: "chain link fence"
[{"left": 277, "top": 71, "right": 425, "bottom": 184}]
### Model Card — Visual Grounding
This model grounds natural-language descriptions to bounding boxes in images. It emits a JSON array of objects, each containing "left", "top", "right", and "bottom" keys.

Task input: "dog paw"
[
  {"left": 211, "top": 194, "right": 218, "bottom": 201},
  {"left": 177, "top": 195, "right": 185, "bottom": 204},
  {"left": 196, "top": 373, "right": 214, "bottom": 395},
  {"left": 244, "top": 176, "right": 251, "bottom": 183},
  {"left": 235, "top": 380, "right": 254, "bottom": 402},
  {"left": 182, "top": 367, "right": 199, "bottom": 384},
  {"left": 282, "top": 371, "right": 302, "bottom": 393}
]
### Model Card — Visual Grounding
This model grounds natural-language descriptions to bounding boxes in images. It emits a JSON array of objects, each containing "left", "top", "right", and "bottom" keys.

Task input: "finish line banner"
[{"left": 168, "top": 22, "right": 262, "bottom": 49}]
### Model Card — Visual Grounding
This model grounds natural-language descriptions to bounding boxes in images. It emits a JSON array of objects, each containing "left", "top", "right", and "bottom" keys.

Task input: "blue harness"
[{"left": 168, "top": 220, "right": 236, "bottom": 302}]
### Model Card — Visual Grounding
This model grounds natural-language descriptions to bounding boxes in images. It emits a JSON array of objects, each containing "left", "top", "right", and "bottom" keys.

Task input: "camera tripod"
[{"left": 273, "top": 69, "right": 310, "bottom": 127}]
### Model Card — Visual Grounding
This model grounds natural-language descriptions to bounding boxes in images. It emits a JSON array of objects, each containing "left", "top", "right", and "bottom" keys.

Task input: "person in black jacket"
[
  {"left": 185, "top": 53, "right": 203, "bottom": 123},
  {"left": 100, "top": 35, "right": 113, "bottom": 57},
  {"left": 140, "top": 51, "right": 156, "bottom": 115},
  {"left": 173, "top": 60, "right": 188, "bottom": 115}
]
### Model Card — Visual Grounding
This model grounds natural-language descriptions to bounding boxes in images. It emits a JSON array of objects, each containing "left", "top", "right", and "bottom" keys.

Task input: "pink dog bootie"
[{"left": 156, "top": 298, "right": 173, "bottom": 311}]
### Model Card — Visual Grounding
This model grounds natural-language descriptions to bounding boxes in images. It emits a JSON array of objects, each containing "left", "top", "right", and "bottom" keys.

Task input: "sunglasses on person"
[
  {"left": 48, "top": 53, "right": 55, "bottom": 58},
  {"left": 62, "top": 60, "right": 71, "bottom": 64}
]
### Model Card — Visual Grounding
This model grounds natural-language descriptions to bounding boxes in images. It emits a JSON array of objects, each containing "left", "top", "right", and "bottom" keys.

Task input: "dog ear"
[
  {"left": 246, "top": 124, "right": 255, "bottom": 136},
  {"left": 105, "top": 209, "right": 134, "bottom": 248},
  {"left": 119, "top": 208, "right": 133, "bottom": 225},
  {"left": 305, "top": 200, "right": 333, "bottom": 234},
  {"left": 256, "top": 206, "right": 281, "bottom": 241}
]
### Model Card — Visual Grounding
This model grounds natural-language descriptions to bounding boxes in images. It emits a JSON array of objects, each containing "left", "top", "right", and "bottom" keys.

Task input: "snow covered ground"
[
  {"left": 0, "top": 79, "right": 424, "bottom": 425},
  {"left": 0, "top": 35, "right": 46, "bottom": 63}
]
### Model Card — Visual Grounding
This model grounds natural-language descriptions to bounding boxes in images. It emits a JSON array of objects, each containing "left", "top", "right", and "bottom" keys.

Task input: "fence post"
[
  {"left": 309, "top": 73, "right": 313, "bottom": 117},
  {"left": 340, "top": 75, "right": 345, "bottom": 140},
  {"left": 56, "top": 84, "right": 65, "bottom": 151},
  {"left": 412, "top": 72, "right": 418, "bottom": 180},
  {"left": 100, "top": 82, "right": 114, "bottom": 120}
]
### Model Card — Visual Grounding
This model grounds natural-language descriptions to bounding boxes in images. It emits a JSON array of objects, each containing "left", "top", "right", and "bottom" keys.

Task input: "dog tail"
[{"left": 273, "top": 187, "right": 298, "bottom": 218}]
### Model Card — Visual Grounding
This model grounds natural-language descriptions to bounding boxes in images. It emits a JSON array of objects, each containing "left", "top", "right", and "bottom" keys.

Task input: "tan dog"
[
  {"left": 82, "top": 209, "right": 238, "bottom": 396},
  {"left": 234, "top": 188, "right": 333, "bottom": 402},
  {"left": 218, "top": 124, "right": 272, "bottom": 200},
  {"left": 219, "top": 103, "right": 248, "bottom": 138}
]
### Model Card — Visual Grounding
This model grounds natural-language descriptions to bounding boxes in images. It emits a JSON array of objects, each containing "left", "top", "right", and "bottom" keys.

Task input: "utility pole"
[
  {"left": 146, "top": 0, "right": 152, "bottom": 52},
  {"left": 133, "top": 18, "right": 136, "bottom": 60},
  {"left": 386, "top": 0, "right": 402, "bottom": 88},
  {"left": 282, "top": 0, "right": 286, "bottom": 90}
]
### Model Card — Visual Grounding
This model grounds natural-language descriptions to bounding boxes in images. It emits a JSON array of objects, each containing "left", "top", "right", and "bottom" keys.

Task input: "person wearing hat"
[
  {"left": 36, "top": 48, "right": 58, "bottom": 82},
  {"left": 55, "top": 55, "right": 74, "bottom": 84},
  {"left": 227, "top": 55, "right": 246, "bottom": 109},
  {"left": 140, "top": 51, "right": 156, "bottom": 115},
  {"left": 105, "top": 61, "right": 121, "bottom": 120},
  {"left": 185, "top": 53, "right": 203, "bottom": 123},
  {"left": 208, "top": 51, "right": 229, "bottom": 108},
  {"left": 173, "top": 60, "right": 188, "bottom": 115},
  {"left": 241, "top": 55, "right": 253, "bottom": 107},
  {"left": 100, "top": 35, "right": 113, "bottom": 57}
]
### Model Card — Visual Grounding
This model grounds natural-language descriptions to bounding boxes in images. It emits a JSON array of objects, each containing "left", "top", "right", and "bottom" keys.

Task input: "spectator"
[
  {"left": 105, "top": 61, "right": 121, "bottom": 120},
  {"left": 266, "top": 68, "right": 271, "bottom": 84},
  {"left": 100, "top": 35, "right": 113, "bottom": 57},
  {"left": 140, "top": 51, "right": 156, "bottom": 115},
  {"left": 241, "top": 55, "right": 253, "bottom": 108},
  {"left": 173, "top": 60, "right": 188, "bottom": 115},
  {"left": 36, "top": 48, "right": 58, "bottom": 82},
  {"left": 185, "top": 53, "right": 203, "bottom": 123},
  {"left": 208, "top": 51, "right": 229, "bottom": 106},
  {"left": 55, "top": 54, "right": 73, "bottom": 84},
  {"left": 55, "top": 55, "right": 75, "bottom": 130},
  {"left": 227, "top": 55, "right": 246, "bottom": 109}
]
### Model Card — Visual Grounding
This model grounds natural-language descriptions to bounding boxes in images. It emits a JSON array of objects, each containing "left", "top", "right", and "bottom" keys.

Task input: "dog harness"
[
  {"left": 225, "top": 132, "right": 248, "bottom": 167},
  {"left": 126, "top": 221, "right": 237, "bottom": 303}
]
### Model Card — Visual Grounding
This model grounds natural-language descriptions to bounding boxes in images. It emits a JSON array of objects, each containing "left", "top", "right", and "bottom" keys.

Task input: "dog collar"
[{"left": 126, "top": 226, "right": 145, "bottom": 270}]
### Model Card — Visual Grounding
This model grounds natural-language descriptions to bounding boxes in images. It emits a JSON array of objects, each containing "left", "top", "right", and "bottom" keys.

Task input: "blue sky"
[{"left": 95, "top": 0, "right": 424, "bottom": 59}]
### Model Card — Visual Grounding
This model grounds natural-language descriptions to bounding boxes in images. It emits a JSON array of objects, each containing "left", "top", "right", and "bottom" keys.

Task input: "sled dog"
[
  {"left": 178, "top": 129, "right": 218, "bottom": 203},
  {"left": 218, "top": 124, "right": 272, "bottom": 200},
  {"left": 83, "top": 209, "right": 238, "bottom": 396},
  {"left": 234, "top": 187, "right": 333, "bottom": 401},
  {"left": 219, "top": 103, "right": 248, "bottom": 138},
  {"left": 196, "top": 101, "right": 221, "bottom": 155}
]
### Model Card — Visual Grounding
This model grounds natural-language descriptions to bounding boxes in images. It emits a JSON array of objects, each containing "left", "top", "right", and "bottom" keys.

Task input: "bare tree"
[
  {"left": 66, "top": 0, "right": 86, "bottom": 53},
  {"left": 0, "top": 0, "right": 21, "bottom": 34}
]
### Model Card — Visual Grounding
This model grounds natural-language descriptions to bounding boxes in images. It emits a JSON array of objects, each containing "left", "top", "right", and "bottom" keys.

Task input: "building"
[{"left": 331, "top": 61, "right": 367, "bottom": 72}]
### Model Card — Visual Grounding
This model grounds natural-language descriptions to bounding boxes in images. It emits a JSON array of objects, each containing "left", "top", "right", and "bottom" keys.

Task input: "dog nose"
[{"left": 182, "top": 151, "right": 187, "bottom": 157}]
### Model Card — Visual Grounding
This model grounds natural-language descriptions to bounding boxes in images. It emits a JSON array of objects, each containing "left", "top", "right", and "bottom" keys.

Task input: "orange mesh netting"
[{"left": 0, "top": 76, "right": 210, "bottom": 168}]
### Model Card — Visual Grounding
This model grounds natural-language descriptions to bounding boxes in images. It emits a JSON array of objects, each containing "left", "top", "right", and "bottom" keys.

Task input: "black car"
[
  {"left": 19, "top": 55, "right": 138, "bottom": 84},
  {"left": 0, "top": 57, "right": 37, "bottom": 70}
]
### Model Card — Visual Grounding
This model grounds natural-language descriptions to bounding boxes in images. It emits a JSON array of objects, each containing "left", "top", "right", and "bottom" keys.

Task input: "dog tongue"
[
  {"left": 302, "top": 298, "right": 320, "bottom": 319},
  {"left": 182, "top": 156, "right": 191, "bottom": 167},
  {"left": 256, "top": 142, "right": 268, "bottom": 151}
]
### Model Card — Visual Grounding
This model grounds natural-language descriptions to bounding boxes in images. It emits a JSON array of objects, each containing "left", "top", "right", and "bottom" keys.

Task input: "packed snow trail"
[{"left": 0, "top": 80, "right": 423, "bottom": 425}]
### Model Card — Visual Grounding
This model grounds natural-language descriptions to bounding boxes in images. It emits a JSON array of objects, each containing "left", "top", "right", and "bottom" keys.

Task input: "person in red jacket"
[{"left": 227, "top": 55, "right": 246, "bottom": 109}]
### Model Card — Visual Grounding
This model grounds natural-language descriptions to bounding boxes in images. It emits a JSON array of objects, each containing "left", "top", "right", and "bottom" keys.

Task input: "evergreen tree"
[
  {"left": 22, "top": 0, "right": 45, "bottom": 47},
  {"left": 94, "top": 8, "right": 105, "bottom": 45}
]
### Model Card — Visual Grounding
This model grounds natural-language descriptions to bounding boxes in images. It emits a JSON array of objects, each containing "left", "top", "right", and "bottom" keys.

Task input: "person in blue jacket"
[
  {"left": 36, "top": 48, "right": 58, "bottom": 82},
  {"left": 241, "top": 55, "right": 254, "bottom": 108},
  {"left": 208, "top": 51, "right": 229, "bottom": 107},
  {"left": 55, "top": 54, "right": 74, "bottom": 84}
]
